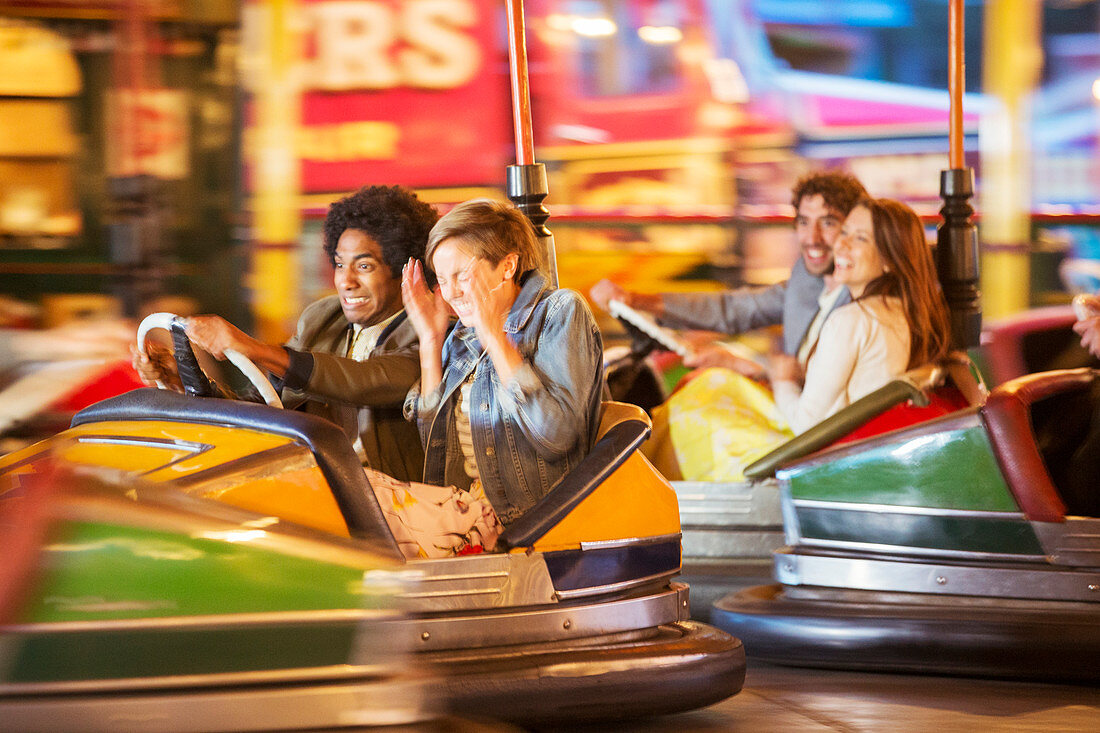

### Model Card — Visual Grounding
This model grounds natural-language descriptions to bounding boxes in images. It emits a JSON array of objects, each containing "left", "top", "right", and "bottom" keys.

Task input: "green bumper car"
[{"left": 712, "top": 367, "right": 1100, "bottom": 681}]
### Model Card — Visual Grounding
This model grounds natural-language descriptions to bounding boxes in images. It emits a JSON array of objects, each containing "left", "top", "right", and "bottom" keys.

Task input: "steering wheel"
[
  {"left": 603, "top": 303, "right": 669, "bottom": 414},
  {"left": 136, "top": 312, "right": 283, "bottom": 408},
  {"left": 616, "top": 317, "right": 662, "bottom": 361}
]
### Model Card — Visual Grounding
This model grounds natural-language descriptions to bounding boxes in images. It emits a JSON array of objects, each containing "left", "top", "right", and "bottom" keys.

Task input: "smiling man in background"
[{"left": 590, "top": 170, "right": 868, "bottom": 378}]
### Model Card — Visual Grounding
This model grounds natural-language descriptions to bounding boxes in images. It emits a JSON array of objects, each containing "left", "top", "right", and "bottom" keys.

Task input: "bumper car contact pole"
[
  {"left": 505, "top": 0, "right": 558, "bottom": 287},
  {"left": 936, "top": 0, "right": 982, "bottom": 349}
]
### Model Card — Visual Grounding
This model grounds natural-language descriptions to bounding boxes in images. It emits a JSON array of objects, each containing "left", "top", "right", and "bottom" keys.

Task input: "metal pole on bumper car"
[
  {"left": 504, "top": 0, "right": 558, "bottom": 287},
  {"left": 937, "top": 0, "right": 982, "bottom": 350}
]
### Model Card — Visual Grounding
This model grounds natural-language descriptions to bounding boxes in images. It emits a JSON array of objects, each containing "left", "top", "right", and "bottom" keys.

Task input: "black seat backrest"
[
  {"left": 74, "top": 389, "right": 403, "bottom": 559},
  {"left": 982, "top": 306, "right": 1098, "bottom": 385},
  {"left": 1020, "top": 327, "right": 1099, "bottom": 377},
  {"left": 1027, "top": 375, "right": 1100, "bottom": 518},
  {"left": 981, "top": 368, "right": 1099, "bottom": 522}
]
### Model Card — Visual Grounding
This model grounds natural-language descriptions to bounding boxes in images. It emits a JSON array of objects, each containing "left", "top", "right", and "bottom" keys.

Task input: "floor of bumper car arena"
[{"left": 531, "top": 659, "right": 1100, "bottom": 732}]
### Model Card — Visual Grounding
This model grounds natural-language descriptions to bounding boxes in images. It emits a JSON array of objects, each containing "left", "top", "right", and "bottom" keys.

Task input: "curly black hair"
[{"left": 322, "top": 185, "right": 439, "bottom": 279}]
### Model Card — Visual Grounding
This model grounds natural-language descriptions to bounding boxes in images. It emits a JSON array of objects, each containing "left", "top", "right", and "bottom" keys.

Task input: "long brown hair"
[{"left": 857, "top": 197, "right": 951, "bottom": 368}]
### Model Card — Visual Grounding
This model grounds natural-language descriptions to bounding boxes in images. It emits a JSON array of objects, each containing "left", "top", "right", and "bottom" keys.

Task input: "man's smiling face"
[
  {"left": 332, "top": 229, "right": 402, "bottom": 327},
  {"left": 794, "top": 193, "right": 845, "bottom": 277}
]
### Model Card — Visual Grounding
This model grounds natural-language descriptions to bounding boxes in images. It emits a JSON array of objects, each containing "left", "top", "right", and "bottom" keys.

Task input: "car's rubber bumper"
[
  {"left": 712, "top": 584, "right": 1100, "bottom": 682},
  {"left": 429, "top": 620, "right": 745, "bottom": 725}
]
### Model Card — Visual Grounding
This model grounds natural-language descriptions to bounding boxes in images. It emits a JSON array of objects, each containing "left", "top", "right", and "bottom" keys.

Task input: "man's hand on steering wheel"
[
  {"left": 589, "top": 279, "right": 664, "bottom": 317},
  {"left": 131, "top": 340, "right": 183, "bottom": 392},
  {"left": 185, "top": 316, "right": 253, "bottom": 360},
  {"left": 136, "top": 312, "right": 283, "bottom": 407},
  {"left": 186, "top": 315, "right": 291, "bottom": 378}
]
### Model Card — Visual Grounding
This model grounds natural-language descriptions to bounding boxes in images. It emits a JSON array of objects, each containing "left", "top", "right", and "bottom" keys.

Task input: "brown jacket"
[{"left": 281, "top": 295, "right": 424, "bottom": 482}]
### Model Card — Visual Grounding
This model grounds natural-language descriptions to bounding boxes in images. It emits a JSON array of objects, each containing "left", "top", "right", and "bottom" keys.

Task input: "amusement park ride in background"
[
  {"left": 1, "top": 1, "right": 1099, "bottom": 729},
  {"left": 1, "top": 0, "right": 1097, "bottom": 329}
]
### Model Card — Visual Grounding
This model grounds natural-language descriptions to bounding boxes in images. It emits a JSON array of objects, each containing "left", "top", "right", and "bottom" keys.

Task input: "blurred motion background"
[{"left": 0, "top": 0, "right": 1097, "bottom": 343}]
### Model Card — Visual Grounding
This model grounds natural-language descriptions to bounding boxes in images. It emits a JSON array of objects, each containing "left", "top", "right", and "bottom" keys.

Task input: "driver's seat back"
[{"left": 499, "top": 401, "right": 680, "bottom": 552}]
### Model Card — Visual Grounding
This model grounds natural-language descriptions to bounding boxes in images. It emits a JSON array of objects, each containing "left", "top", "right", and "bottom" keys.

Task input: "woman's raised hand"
[
  {"left": 402, "top": 258, "right": 451, "bottom": 347},
  {"left": 458, "top": 258, "right": 512, "bottom": 341}
]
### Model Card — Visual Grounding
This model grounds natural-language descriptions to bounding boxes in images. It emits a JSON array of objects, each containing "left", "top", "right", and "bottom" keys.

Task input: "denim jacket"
[{"left": 404, "top": 271, "right": 604, "bottom": 525}]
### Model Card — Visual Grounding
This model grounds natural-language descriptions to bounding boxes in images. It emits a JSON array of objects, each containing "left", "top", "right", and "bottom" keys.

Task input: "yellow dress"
[{"left": 642, "top": 368, "right": 793, "bottom": 482}]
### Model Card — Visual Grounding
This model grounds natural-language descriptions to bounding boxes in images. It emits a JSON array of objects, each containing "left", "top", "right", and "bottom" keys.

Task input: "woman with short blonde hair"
[
  {"left": 364, "top": 198, "right": 604, "bottom": 560},
  {"left": 425, "top": 198, "right": 548, "bottom": 280}
]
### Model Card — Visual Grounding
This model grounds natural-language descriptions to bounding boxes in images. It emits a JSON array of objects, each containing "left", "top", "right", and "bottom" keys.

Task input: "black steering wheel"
[{"left": 136, "top": 312, "right": 283, "bottom": 408}]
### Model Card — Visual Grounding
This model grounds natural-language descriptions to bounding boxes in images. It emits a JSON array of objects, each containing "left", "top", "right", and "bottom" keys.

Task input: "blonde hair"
[{"left": 425, "top": 199, "right": 547, "bottom": 278}]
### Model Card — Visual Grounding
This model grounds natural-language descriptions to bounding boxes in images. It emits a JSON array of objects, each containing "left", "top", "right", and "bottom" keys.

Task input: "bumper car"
[
  {"left": 711, "top": 366, "right": 1100, "bottom": 682},
  {"left": 979, "top": 304, "right": 1098, "bottom": 386},
  {"left": 0, "top": 464, "right": 451, "bottom": 732},
  {"left": 602, "top": 302, "right": 788, "bottom": 611},
  {"left": 0, "top": 357, "right": 144, "bottom": 455},
  {"left": 0, "top": 326, "right": 744, "bottom": 728},
  {"left": 603, "top": 304, "right": 987, "bottom": 614},
  {"left": 675, "top": 353, "right": 987, "bottom": 614}
]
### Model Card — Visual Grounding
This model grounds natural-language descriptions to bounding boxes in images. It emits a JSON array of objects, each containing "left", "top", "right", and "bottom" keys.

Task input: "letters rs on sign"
[{"left": 303, "top": 0, "right": 480, "bottom": 91}]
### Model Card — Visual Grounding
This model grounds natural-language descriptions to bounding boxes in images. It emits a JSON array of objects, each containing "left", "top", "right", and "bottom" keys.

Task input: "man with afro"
[{"left": 137, "top": 185, "right": 438, "bottom": 481}]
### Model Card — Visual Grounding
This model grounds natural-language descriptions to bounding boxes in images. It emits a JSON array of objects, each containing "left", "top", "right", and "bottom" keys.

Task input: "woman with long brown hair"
[
  {"left": 771, "top": 196, "right": 951, "bottom": 433},
  {"left": 645, "top": 195, "right": 951, "bottom": 482}
]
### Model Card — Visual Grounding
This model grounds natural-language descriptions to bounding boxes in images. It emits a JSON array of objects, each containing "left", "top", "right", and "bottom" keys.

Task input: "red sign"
[{"left": 244, "top": 0, "right": 511, "bottom": 194}]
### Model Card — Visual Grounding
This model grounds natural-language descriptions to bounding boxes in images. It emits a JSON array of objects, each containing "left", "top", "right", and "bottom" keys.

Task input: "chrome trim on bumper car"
[
  {"left": 775, "top": 550, "right": 1100, "bottom": 601},
  {"left": 410, "top": 582, "right": 691, "bottom": 652}
]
